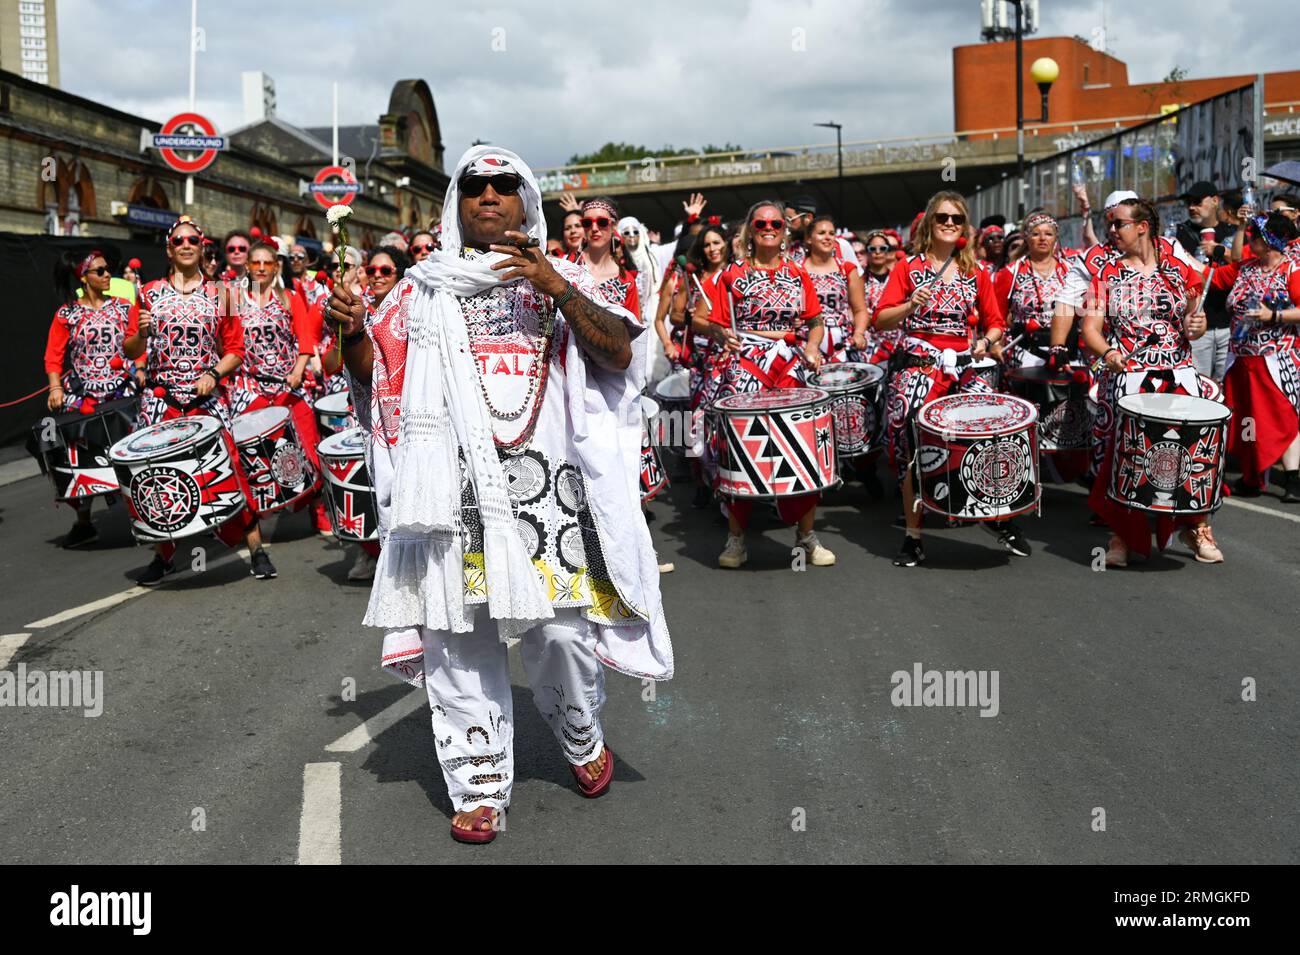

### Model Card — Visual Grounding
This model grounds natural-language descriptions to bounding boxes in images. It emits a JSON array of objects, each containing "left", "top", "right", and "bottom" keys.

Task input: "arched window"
[
  {"left": 129, "top": 176, "right": 170, "bottom": 209},
  {"left": 249, "top": 201, "right": 278, "bottom": 238},
  {"left": 293, "top": 214, "right": 318, "bottom": 240},
  {"left": 36, "top": 157, "right": 95, "bottom": 235}
]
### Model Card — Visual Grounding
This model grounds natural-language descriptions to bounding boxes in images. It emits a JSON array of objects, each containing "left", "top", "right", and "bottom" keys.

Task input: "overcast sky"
[{"left": 59, "top": 0, "right": 1292, "bottom": 172}]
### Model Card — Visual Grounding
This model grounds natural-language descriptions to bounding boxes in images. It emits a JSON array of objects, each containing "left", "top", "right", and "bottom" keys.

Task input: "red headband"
[{"left": 76, "top": 250, "right": 104, "bottom": 278}]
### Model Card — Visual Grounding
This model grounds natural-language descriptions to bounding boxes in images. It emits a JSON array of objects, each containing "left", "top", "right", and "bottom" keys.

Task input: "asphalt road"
[{"left": 1, "top": 454, "right": 1297, "bottom": 864}]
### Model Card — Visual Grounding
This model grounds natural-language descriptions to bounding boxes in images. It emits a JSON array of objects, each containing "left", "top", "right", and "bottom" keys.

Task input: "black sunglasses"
[
  {"left": 84, "top": 266, "right": 111, "bottom": 276},
  {"left": 459, "top": 173, "right": 522, "bottom": 198}
]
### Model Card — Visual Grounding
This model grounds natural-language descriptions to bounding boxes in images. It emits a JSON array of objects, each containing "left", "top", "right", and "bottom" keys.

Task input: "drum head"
[
  {"left": 314, "top": 392, "right": 352, "bottom": 415},
  {"left": 1117, "top": 392, "right": 1230, "bottom": 424},
  {"left": 233, "top": 406, "right": 292, "bottom": 443},
  {"left": 317, "top": 426, "right": 367, "bottom": 459},
  {"left": 969, "top": 357, "right": 999, "bottom": 370},
  {"left": 918, "top": 393, "right": 1037, "bottom": 437},
  {"left": 640, "top": 396, "right": 661, "bottom": 418},
  {"left": 715, "top": 387, "right": 829, "bottom": 412},
  {"left": 654, "top": 369, "right": 691, "bottom": 400},
  {"left": 810, "top": 362, "right": 885, "bottom": 391},
  {"left": 110, "top": 415, "right": 221, "bottom": 462}
]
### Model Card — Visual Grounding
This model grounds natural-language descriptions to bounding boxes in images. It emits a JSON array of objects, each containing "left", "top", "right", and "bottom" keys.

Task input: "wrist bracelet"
[
  {"left": 553, "top": 281, "right": 576, "bottom": 311},
  {"left": 201, "top": 366, "right": 222, "bottom": 382},
  {"left": 1103, "top": 348, "right": 1119, "bottom": 362}
]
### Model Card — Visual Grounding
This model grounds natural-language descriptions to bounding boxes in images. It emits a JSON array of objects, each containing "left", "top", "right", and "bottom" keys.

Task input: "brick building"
[
  {"left": 954, "top": 35, "right": 1300, "bottom": 140},
  {"left": 0, "top": 68, "right": 448, "bottom": 248}
]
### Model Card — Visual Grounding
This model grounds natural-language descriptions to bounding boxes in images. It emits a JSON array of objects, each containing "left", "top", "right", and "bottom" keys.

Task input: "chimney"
[{"left": 242, "top": 71, "right": 277, "bottom": 123}]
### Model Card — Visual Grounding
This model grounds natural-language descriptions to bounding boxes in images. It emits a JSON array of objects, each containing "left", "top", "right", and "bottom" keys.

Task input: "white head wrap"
[{"left": 435, "top": 146, "right": 547, "bottom": 255}]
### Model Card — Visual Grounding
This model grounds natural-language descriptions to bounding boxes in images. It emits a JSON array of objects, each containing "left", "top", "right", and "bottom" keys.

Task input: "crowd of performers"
[
  {"left": 37, "top": 184, "right": 1300, "bottom": 581},
  {"left": 581, "top": 183, "right": 1300, "bottom": 569},
  {"left": 38, "top": 218, "right": 429, "bottom": 583},
  {"left": 31, "top": 145, "right": 1300, "bottom": 844}
]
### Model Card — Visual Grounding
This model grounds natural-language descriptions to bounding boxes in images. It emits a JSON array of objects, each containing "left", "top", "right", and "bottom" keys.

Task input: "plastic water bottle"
[
  {"left": 1242, "top": 183, "right": 1258, "bottom": 217},
  {"left": 1233, "top": 295, "right": 1258, "bottom": 345}
]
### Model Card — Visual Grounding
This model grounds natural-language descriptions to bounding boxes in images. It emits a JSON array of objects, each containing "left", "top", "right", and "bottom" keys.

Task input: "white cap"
[{"left": 1103, "top": 190, "right": 1139, "bottom": 210}]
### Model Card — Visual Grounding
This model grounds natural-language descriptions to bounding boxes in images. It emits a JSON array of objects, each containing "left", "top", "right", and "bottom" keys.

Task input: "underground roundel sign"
[
  {"left": 311, "top": 166, "right": 359, "bottom": 210},
  {"left": 153, "top": 112, "right": 227, "bottom": 175}
]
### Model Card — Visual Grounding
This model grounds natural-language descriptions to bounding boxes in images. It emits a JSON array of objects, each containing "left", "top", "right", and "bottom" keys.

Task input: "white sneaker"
[
  {"left": 347, "top": 548, "right": 377, "bottom": 581},
  {"left": 797, "top": 531, "right": 836, "bottom": 566},
  {"left": 718, "top": 535, "right": 748, "bottom": 568}
]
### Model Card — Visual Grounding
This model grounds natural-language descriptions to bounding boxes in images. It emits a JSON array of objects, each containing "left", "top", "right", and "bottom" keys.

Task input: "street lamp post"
[
  {"left": 1009, "top": 0, "right": 1058, "bottom": 218},
  {"left": 815, "top": 121, "right": 843, "bottom": 221}
]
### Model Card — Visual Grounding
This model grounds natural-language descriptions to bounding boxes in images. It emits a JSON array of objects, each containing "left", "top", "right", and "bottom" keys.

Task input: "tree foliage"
[{"left": 567, "top": 141, "right": 745, "bottom": 166}]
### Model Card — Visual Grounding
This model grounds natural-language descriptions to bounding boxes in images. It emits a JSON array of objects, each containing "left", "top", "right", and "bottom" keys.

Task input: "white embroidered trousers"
[{"left": 420, "top": 608, "right": 606, "bottom": 812}]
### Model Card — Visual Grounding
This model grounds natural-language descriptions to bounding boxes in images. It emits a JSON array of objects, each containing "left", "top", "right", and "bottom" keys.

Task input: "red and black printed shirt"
[
  {"left": 134, "top": 278, "right": 244, "bottom": 393},
  {"left": 805, "top": 258, "right": 859, "bottom": 334},
  {"left": 1212, "top": 256, "right": 1300, "bottom": 357},
  {"left": 876, "top": 253, "right": 1006, "bottom": 350},
  {"left": 993, "top": 256, "right": 1070, "bottom": 333},
  {"left": 1070, "top": 244, "right": 1205, "bottom": 370},
  {"left": 44, "top": 297, "right": 138, "bottom": 397},
  {"left": 717, "top": 259, "right": 820, "bottom": 334},
  {"left": 237, "top": 292, "right": 317, "bottom": 381}
]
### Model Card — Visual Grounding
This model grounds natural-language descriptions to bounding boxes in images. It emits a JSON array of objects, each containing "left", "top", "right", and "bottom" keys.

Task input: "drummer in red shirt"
[
  {"left": 1055, "top": 198, "right": 1218, "bottom": 567},
  {"left": 1214, "top": 212, "right": 1300, "bottom": 502},
  {"left": 708, "top": 200, "right": 835, "bottom": 569},
  {"left": 874, "top": 191, "right": 1021, "bottom": 567},
  {"left": 121, "top": 215, "right": 275, "bottom": 585},
  {"left": 43, "top": 250, "right": 140, "bottom": 548},
  {"left": 227, "top": 240, "right": 329, "bottom": 530}
]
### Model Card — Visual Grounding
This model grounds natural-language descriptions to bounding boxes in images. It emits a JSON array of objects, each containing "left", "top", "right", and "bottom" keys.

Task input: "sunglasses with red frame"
[
  {"left": 581, "top": 217, "right": 612, "bottom": 231},
  {"left": 170, "top": 235, "right": 203, "bottom": 247},
  {"left": 365, "top": 265, "right": 396, "bottom": 278}
]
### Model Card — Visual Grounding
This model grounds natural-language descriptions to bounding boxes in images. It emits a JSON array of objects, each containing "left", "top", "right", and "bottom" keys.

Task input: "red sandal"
[
  {"left": 449, "top": 805, "right": 501, "bottom": 844},
  {"left": 570, "top": 746, "right": 614, "bottom": 798}
]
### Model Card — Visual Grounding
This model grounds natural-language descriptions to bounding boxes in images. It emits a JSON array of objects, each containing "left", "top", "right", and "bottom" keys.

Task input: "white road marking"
[
  {"left": 0, "top": 633, "right": 32, "bottom": 668},
  {"left": 1043, "top": 482, "right": 1300, "bottom": 524},
  {"left": 325, "top": 689, "right": 426, "bottom": 753},
  {"left": 297, "top": 762, "right": 342, "bottom": 865},
  {"left": 0, "top": 459, "right": 41, "bottom": 488},
  {"left": 25, "top": 587, "right": 150, "bottom": 629},
  {"left": 1221, "top": 496, "right": 1300, "bottom": 525}
]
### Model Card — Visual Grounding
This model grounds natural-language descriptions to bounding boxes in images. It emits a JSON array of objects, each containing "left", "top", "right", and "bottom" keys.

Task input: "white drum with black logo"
[
  {"left": 110, "top": 415, "right": 247, "bottom": 543},
  {"left": 915, "top": 393, "right": 1040, "bottom": 521}
]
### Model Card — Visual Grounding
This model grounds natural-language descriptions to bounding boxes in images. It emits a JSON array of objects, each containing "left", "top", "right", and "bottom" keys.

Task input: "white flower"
[{"left": 325, "top": 204, "right": 354, "bottom": 228}]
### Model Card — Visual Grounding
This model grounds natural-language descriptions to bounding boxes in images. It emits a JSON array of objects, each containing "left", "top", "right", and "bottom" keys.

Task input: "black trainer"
[
  {"left": 893, "top": 535, "right": 925, "bottom": 567},
  {"left": 691, "top": 485, "right": 712, "bottom": 509},
  {"left": 62, "top": 522, "right": 98, "bottom": 549},
  {"left": 135, "top": 554, "right": 175, "bottom": 587},
  {"left": 985, "top": 520, "right": 1032, "bottom": 557},
  {"left": 250, "top": 548, "right": 278, "bottom": 579},
  {"left": 1281, "top": 472, "right": 1300, "bottom": 504}
]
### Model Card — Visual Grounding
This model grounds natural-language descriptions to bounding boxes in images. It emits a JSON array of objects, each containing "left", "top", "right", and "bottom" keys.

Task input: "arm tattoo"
[
  {"left": 559, "top": 289, "right": 631, "bottom": 370},
  {"left": 806, "top": 314, "right": 824, "bottom": 329}
]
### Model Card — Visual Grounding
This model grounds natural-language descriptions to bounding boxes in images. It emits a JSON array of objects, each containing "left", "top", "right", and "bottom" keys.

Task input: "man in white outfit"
[{"left": 329, "top": 146, "right": 673, "bottom": 844}]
